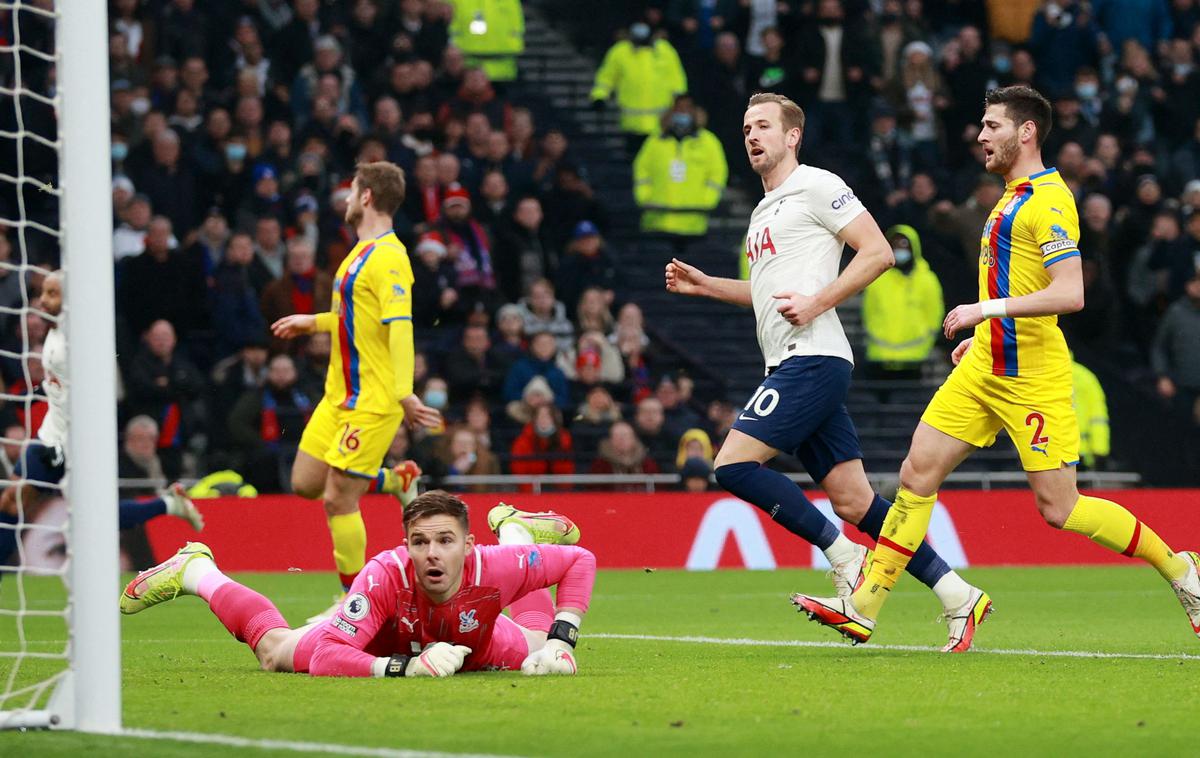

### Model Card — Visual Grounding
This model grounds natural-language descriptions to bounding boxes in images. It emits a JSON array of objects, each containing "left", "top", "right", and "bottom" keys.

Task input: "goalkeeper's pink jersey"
[{"left": 294, "top": 544, "right": 596, "bottom": 676}]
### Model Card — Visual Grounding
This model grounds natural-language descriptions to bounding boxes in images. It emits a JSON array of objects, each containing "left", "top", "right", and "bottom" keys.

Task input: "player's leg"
[
  {"left": 120, "top": 542, "right": 296, "bottom": 666},
  {"left": 323, "top": 467, "right": 373, "bottom": 592},
  {"left": 714, "top": 359, "right": 859, "bottom": 566},
  {"left": 715, "top": 430, "right": 859, "bottom": 561},
  {"left": 1027, "top": 464, "right": 1200, "bottom": 635},
  {"left": 313, "top": 409, "right": 403, "bottom": 600},
  {"left": 291, "top": 449, "right": 329, "bottom": 500},
  {"left": 820, "top": 458, "right": 977, "bottom": 609},
  {"left": 117, "top": 483, "right": 204, "bottom": 532},
  {"left": 792, "top": 417, "right": 981, "bottom": 644}
]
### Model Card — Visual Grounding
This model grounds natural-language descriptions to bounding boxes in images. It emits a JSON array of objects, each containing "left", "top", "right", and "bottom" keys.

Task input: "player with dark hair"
[
  {"left": 272, "top": 161, "right": 439, "bottom": 619},
  {"left": 120, "top": 494, "right": 592, "bottom": 677},
  {"left": 666, "top": 92, "right": 990, "bottom": 651},
  {"left": 795, "top": 85, "right": 1200, "bottom": 645}
]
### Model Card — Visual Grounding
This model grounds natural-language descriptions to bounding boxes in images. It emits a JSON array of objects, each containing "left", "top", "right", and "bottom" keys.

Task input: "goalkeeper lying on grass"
[{"left": 120, "top": 490, "right": 595, "bottom": 677}]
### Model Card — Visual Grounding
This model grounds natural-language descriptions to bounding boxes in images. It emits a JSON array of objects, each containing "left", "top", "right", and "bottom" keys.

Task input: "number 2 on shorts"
[{"left": 1025, "top": 412, "right": 1049, "bottom": 447}]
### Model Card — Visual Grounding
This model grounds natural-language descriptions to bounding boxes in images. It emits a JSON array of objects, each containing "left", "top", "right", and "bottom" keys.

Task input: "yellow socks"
[
  {"left": 328, "top": 510, "right": 367, "bottom": 590},
  {"left": 852, "top": 487, "right": 937, "bottom": 618},
  {"left": 1062, "top": 495, "right": 1187, "bottom": 581}
]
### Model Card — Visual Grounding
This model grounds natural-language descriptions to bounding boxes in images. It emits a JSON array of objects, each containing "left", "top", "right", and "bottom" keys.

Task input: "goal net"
[{"left": 0, "top": 1, "right": 120, "bottom": 732}]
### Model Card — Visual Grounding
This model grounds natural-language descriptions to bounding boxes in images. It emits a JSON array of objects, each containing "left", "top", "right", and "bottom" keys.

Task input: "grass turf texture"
[{"left": 2, "top": 566, "right": 1196, "bottom": 756}]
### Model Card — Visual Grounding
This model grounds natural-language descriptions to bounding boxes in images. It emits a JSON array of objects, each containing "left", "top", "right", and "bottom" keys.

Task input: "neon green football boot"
[
  {"left": 487, "top": 504, "right": 581, "bottom": 545},
  {"left": 119, "top": 542, "right": 213, "bottom": 615}
]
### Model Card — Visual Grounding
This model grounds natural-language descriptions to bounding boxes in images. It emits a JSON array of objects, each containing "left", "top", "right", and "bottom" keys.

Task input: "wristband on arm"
[
  {"left": 548, "top": 611, "right": 583, "bottom": 648},
  {"left": 980, "top": 299, "right": 1008, "bottom": 319},
  {"left": 375, "top": 654, "right": 411, "bottom": 677}
]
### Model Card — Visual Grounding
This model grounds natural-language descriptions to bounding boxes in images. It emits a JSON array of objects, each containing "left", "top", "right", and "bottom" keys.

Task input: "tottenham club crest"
[
  {"left": 342, "top": 592, "right": 370, "bottom": 621},
  {"left": 458, "top": 609, "right": 480, "bottom": 633}
]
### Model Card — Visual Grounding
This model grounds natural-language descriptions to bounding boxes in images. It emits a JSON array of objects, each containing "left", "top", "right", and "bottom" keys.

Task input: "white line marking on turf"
[
  {"left": 589, "top": 633, "right": 1200, "bottom": 661},
  {"left": 121, "top": 728, "right": 525, "bottom": 758}
]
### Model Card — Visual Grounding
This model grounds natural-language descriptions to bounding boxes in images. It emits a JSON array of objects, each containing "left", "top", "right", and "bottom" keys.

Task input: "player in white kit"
[
  {"left": 665, "top": 93, "right": 988, "bottom": 651},
  {"left": 0, "top": 271, "right": 203, "bottom": 575}
]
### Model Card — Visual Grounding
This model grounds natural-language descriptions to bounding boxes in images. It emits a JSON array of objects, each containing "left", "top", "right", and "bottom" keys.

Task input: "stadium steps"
[{"left": 513, "top": 4, "right": 978, "bottom": 471}]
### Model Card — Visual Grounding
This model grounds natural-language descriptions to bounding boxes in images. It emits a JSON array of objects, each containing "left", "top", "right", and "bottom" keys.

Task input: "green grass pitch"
[{"left": 2, "top": 566, "right": 1196, "bottom": 756}]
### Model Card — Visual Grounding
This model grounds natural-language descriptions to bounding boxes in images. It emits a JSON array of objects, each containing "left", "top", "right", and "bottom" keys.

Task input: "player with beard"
[
  {"left": 272, "top": 162, "right": 439, "bottom": 619},
  {"left": 795, "top": 86, "right": 1200, "bottom": 645},
  {"left": 120, "top": 491, "right": 592, "bottom": 677},
  {"left": 665, "top": 92, "right": 990, "bottom": 651}
]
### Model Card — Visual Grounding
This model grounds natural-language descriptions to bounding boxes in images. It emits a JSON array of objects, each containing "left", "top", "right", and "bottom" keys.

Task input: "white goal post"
[{"left": 0, "top": 0, "right": 120, "bottom": 732}]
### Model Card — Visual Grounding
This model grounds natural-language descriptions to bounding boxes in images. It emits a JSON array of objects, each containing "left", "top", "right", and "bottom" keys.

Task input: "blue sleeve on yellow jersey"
[{"left": 1025, "top": 186, "right": 1081, "bottom": 269}]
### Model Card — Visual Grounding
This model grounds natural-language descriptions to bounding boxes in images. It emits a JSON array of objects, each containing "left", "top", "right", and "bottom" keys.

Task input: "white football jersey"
[
  {"left": 745, "top": 164, "right": 865, "bottom": 370},
  {"left": 38, "top": 323, "right": 68, "bottom": 448}
]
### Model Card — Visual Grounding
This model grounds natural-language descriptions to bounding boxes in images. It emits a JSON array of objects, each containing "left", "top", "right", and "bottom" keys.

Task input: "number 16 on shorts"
[{"left": 338, "top": 424, "right": 362, "bottom": 454}]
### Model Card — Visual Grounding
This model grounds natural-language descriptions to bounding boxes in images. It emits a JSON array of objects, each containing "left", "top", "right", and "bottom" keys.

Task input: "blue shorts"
[
  {"left": 14, "top": 441, "right": 66, "bottom": 492},
  {"left": 731, "top": 356, "right": 864, "bottom": 483}
]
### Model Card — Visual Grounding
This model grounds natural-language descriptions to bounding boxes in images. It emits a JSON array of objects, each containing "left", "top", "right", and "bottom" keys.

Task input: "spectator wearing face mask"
[
  {"left": 632, "top": 95, "right": 727, "bottom": 254},
  {"left": 591, "top": 21, "right": 688, "bottom": 157},
  {"left": 509, "top": 405, "right": 574, "bottom": 491},
  {"left": 861, "top": 225, "right": 944, "bottom": 380}
]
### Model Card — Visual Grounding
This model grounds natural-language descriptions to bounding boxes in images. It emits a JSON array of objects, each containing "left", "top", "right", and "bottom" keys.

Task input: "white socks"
[
  {"left": 180, "top": 556, "right": 219, "bottom": 595},
  {"left": 932, "top": 571, "right": 973, "bottom": 611},
  {"left": 823, "top": 534, "right": 860, "bottom": 566},
  {"left": 498, "top": 522, "right": 534, "bottom": 546}
]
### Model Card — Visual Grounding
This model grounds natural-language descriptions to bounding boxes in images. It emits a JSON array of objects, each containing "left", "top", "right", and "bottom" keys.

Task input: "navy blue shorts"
[
  {"left": 14, "top": 441, "right": 66, "bottom": 492},
  {"left": 731, "top": 355, "right": 864, "bottom": 483}
]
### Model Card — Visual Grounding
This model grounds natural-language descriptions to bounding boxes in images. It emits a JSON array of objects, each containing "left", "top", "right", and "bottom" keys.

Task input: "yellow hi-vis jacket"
[
  {"left": 1072, "top": 359, "right": 1110, "bottom": 467},
  {"left": 590, "top": 39, "right": 687, "bottom": 135},
  {"left": 448, "top": 0, "right": 524, "bottom": 82},
  {"left": 862, "top": 224, "right": 944, "bottom": 366},
  {"left": 633, "top": 129, "right": 727, "bottom": 236}
]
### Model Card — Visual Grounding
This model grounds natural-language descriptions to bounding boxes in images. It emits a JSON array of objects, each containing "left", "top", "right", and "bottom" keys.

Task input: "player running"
[
  {"left": 272, "top": 162, "right": 439, "bottom": 619},
  {"left": 665, "top": 92, "right": 990, "bottom": 652},
  {"left": 795, "top": 85, "right": 1200, "bottom": 646},
  {"left": 120, "top": 492, "right": 592, "bottom": 677},
  {"left": 0, "top": 271, "right": 202, "bottom": 573}
]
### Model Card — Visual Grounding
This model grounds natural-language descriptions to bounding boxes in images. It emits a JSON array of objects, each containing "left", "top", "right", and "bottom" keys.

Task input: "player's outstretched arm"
[
  {"left": 271, "top": 313, "right": 333, "bottom": 339},
  {"left": 665, "top": 258, "right": 752, "bottom": 307},
  {"left": 942, "top": 256, "right": 1084, "bottom": 338}
]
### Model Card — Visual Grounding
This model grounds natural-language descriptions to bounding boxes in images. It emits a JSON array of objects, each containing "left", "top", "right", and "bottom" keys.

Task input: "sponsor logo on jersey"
[
  {"left": 399, "top": 616, "right": 416, "bottom": 632},
  {"left": 1049, "top": 206, "right": 1065, "bottom": 217},
  {"left": 1040, "top": 224, "right": 1077, "bottom": 255},
  {"left": 1001, "top": 196, "right": 1021, "bottom": 216},
  {"left": 458, "top": 609, "right": 480, "bottom": 633},
  {"left": 746, "top": 226, "right": 777, "bottom": 264},
  {"left": 983, "top": 219, "right": 996, "bottom": 238},
  {"left": 332, "top": 617, "right": 358, "bottom": 637},
  {"left": 392, "top": 283, "right": 407, "bottom": 297},
  {"left": 348, "top": 255, "right": 367, "bottom": 276},
  {"left": 342, "top": 592, "right": 370, "bottom": 621},
  {"left": 366, "top": 574, "right": 379, "bottom": 592},
  {"left": 831, "top": 189, "right": 857, "bottom": 210},
  {"left": 528, "top": 549, "right": 541, "bottom": 568}
]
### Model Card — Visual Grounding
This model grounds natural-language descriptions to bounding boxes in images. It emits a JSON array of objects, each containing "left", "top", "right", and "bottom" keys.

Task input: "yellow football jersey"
[
  {"left": 964, "top": 167, "right": 1080, "bottom": 378},
  {"left": 325, "top": 231, "right": 414, "bottom": 413}
]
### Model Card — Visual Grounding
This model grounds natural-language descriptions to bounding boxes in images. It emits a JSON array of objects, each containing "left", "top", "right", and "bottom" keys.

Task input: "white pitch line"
[
  {"left": 589, "top": 632, "right": 1200, "bottom": 661},
  {"left": 121, "top": 728, "right": 526, "bottom": 758}
]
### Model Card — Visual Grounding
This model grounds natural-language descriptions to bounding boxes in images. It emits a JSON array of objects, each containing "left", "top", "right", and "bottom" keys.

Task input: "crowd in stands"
[
  {"left": 593, "top": 0, "right": 1200, "bottom": 436},
  {"left": 0, "top": 0, "right": 1198, "bottom": 493}
]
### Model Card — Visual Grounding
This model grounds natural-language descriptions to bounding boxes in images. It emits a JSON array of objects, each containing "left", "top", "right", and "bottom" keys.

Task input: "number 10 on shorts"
[
  {"left": 744, "top": 386, "right": 780, "bottom": 417},
  {"left": 339, "top": 424, "right": 362, "bottom": 453}
]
